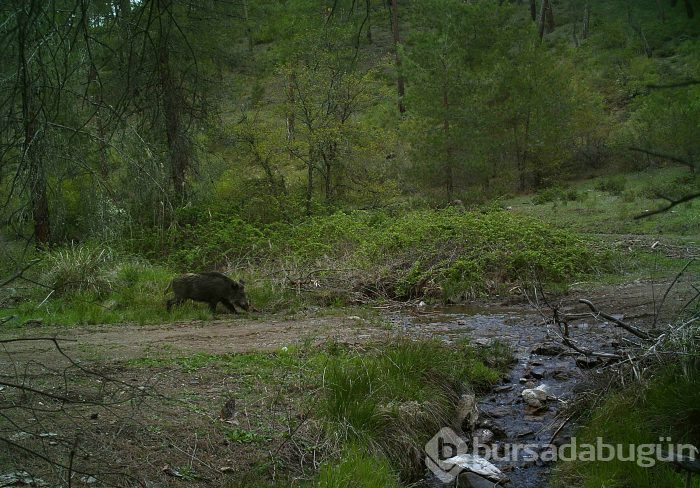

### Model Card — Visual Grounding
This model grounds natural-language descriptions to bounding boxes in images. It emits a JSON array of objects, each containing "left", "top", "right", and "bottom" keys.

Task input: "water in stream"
[{"left": 387, "top": 305, "right": 620, "bottom": 487}]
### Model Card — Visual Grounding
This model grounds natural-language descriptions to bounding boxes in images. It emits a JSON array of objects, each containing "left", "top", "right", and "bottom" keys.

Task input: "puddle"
[{"left": 387, "top": 305, "right": 620, "bottom": 487}]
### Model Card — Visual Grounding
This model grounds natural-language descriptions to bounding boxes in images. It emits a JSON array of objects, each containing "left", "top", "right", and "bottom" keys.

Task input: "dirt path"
[
  {"left": 1, "top": 315, "right": 392, "bottom": 362},
  {"left": 2, "top": 279, "right": 693, "bottom": 363}
]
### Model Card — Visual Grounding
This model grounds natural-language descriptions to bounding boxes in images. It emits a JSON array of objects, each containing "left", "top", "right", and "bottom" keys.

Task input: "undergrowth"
[
  {"left": 2, "top": 208, "right": 610, "bottom": 325},
  {"left": 553, "top": 364, "right": 700, "bottom": 488},
  {"left": 127, "top": 338, "right": 510, "bottom": 485},
  {"left": 317, "top": 338, "right": 508, "bottom": 481}
]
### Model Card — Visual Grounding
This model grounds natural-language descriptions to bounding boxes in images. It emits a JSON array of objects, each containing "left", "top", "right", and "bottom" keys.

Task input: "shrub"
[
  {"left": 533, "top": 186, "right": 581, "bottom": 205},
  {"left": 43, "top": 243, "right": 118, "bottom": 296},
  {"left": 533, "top": 186, "right": 566, "bottom": 205},
  {"left": 596, "top": 176, "right": 626, "bottom": 195}
]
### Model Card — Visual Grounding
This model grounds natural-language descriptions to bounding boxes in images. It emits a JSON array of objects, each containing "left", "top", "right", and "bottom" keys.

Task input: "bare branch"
[
  {"left": 634, "top": 192, "right": 700, "bottom": 220},
  {"left": 578, "top": 299, "right": 653, "bottom": 339},
  {"left": 0, "top": 259, "right": 40, "bottom": 288},
  {"left": 628, "top": 146, "right": 698, "bottom": 170}
]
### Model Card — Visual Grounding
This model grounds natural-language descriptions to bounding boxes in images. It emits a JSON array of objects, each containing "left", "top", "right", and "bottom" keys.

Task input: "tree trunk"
[
  {"left": 655, "top": 0, "right": 666, "bottom": 21},
  {"left": 305, "top": 151, "right": 314, "bottom": 216},
  {"left": 286, "top": 72, "right": 296, "bottom": 141},
  {"left": 538, "top": 0, "right": 549, "bottom": 39},
  {"left": 366, "top": 0, "right": 372, "bottom": 44},
  {"left": 529, "top": 0, "right": 537, "bottom": 21},
  {"left": 157, "top": 0, "right": 190, "bottom": 200},
  {"left": 18, "top": 3, "right": 50, "bottom": 246},
  {"left": 683, "top": 0, "right": 694, "bottom": 17},
  {"left": 443, "top": 79, "right": 453, "bottom": 202},
  {"left": 390, "top": 0, "right": 405, "bottom": 113},
  {"left": 242, "top": 0, "right": 253, "bottom": 52},
  {"left": 545, "top": 1, "right": 555, "bottom": 33},
  {"left": 323, "top": 155, "right": 332, "bottom": 203},
  {"left": 582, "top": 4, "right": 590, "bottom": 39}
]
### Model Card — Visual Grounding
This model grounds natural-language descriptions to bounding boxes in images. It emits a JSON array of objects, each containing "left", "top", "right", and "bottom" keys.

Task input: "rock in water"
[
  {"left": 456, "top": 393, "right": 478, "bottom": 431},
  {"left": 521, "top": 384, "right": 550, "bottom": 409},
  {"left": 443, "top": 454, "right": 506, "bottom": 482}
]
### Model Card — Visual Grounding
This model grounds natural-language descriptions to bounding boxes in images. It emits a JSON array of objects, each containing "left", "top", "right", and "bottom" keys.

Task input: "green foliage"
[
  {"left": 42, "top": 243, "right": 118, "bottom": 296},
  {"left": 533, "top": 186, "right": 583, "bottom": 205},
  {"left": 4, "top": 248, "right": 213, "bottom": 326},
  {"left": 225, "top": 427, "right": 272, "bottom": 444},
  {"left": 317, "top": 338, "right": 507, "bottom": 480},
  {"left": 596, "top": 176, "right": 627, "bottom": 195},
  {"left": 317, "top": 448, "right": 400, "bottom": 488},
  {"left": 553, "top": 364, "right": 700, "bottom": 488}
]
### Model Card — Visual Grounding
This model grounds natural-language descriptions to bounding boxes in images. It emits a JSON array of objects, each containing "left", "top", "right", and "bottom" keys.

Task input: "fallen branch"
[{"left": 578, "top": 299, "right": 653, "bottom": 340}]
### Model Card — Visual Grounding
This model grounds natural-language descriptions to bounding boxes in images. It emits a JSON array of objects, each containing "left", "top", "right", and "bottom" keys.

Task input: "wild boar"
[{"left": 166, "top": 272, "right": 249, "bottom": 314}]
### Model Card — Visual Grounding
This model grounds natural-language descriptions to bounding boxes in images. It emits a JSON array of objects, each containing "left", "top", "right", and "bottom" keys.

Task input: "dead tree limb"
[
  {"left": 0, "top": 259, "right": 41, "bottom": 288},
  {"left": 578, "top": 299, "right": 653, "bottom": 340},
  {"left": 654, "top": 260, "right": 694, "bottom": 327},
  {"left": 635, "top": 192, "right": 700, "bottom": 220},
  {"left": 628, "top": 146, "right": 698, "bottom": 170},
  {"left": 647, "top": 79, "right": 700, "bottom": 90}
]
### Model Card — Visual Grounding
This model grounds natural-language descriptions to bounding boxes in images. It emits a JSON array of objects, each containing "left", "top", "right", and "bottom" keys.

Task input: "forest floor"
[{"left": 1, "top": 276, "right": 696, "bottom": 488}]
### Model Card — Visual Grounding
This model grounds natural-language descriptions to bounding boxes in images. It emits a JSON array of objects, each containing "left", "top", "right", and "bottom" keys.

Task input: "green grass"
[
  {"left": 506, "top": 166, "right": 700, "bottom": 237},
  {"left": 317, "top": 338, "right": 509, "bottom": 480},
  {"left": 2, "top": 206, "right": 612, "bottom": 325},
  {"left": 317, "top": 447, "right": 400, "bottom": 488},
  {"left": 125, "top": 338, "right": 511, "bottom": 484},
  {"left": 553, "top": 364, "right": 700, "bottom": 488}
]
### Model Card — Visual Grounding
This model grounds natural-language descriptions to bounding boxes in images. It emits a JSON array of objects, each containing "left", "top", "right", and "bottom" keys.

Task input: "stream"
[{"left": 387, "top": 304, "right": 623, "bottom": 488}]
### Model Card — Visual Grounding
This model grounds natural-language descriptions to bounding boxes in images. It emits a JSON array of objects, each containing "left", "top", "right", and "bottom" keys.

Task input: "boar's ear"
[{"left": 239, "top": 279, "right": 245, "bottom": 287}]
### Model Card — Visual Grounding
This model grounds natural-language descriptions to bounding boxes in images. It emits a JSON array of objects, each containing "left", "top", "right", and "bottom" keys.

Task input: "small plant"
[
  {"left": 43, "top": 243, "right": 117, "bottom": 296},
  {"left": 225, "top": 427, "right": 271, "bottom": 444},
  {"left": 596, "top": 176, "right": 626, "bottom": 195}
]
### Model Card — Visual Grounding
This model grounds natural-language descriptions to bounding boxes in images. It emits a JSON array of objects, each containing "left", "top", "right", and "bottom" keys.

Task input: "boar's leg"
[
  {"left": 208, "top": 301, "right": 219, "bottom": 313},
  {"left": 221, "top": 299, "right": 239, "bottom": 314},
  {"left": 167, "top": 297, "right": 183, "bottom": 312}
]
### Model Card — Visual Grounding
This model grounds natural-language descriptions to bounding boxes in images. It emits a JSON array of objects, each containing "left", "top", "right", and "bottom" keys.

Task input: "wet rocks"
[
  {"left": 575, "top": 355, "right": 602, "bottom": 369},
  {"left": 476, "top": 419, "right": 507, "bottom": 439},
  {"left": 552, "top": 368, "right": 575, "bottom": 380},
  {"left": 459, "top": 471, "right": 502, "bottom": 487},
  {"left": 529, "top": 367, "right": 546, "bottom": 379},
  {"left": 521, "top": 384, "right": 550, "bottom": 409},
  {"left": 480, "top": 405, "right": 511, "bottom": 419},
  {"left": 473, "top": 428, "right": 495, "bottom": 445},
  {"left": 457, "top": 393, "right": 479, "bottom": 431},
  {"left": 530, "top": 342, "right": 565, "bottom": 356}
]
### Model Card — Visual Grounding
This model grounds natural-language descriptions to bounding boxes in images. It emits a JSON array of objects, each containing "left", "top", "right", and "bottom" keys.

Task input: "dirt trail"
[
  {"left": 2, "top": 315, "right": 390, "bottom": 362},
  {"left": 2, "top": 280, "right": 692, "bottom": 363}
]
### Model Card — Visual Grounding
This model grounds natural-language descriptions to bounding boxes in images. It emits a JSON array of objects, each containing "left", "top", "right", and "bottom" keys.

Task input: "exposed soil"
[
  {"left": 0, "top": 279, "right": 696, "bottom": 487},
  {"left": 3, "top": 279, "right": 690, "bottom": 362}
]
